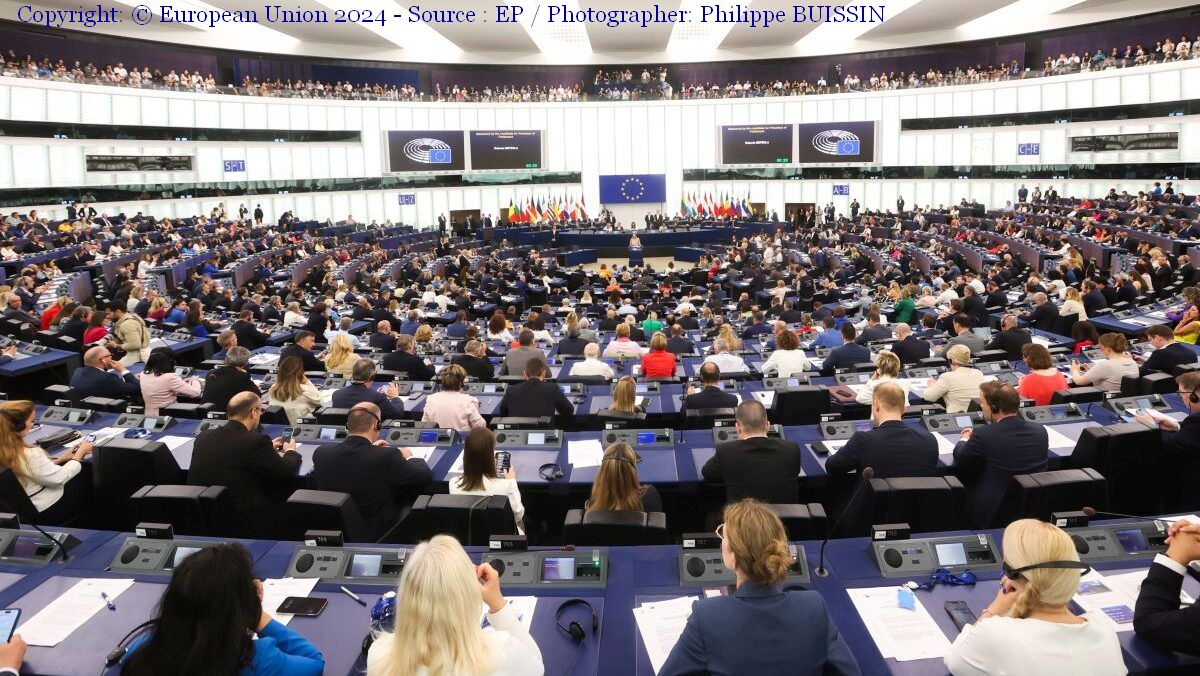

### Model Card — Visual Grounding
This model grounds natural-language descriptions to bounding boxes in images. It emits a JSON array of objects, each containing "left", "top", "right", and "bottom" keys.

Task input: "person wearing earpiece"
[
  {"left": 944, "top": 518, "right": 1123, "bottom": 675},
  {"left": 367, "top": 534, "right": 544, "bottom": 676},
  {"left": 1134, "top": 519, "right": 1200, "bottom": 655},
  {"left": 585, "top": 442, "right": 661, "bottom": 513},
  {"left": 120, "top": 542, "right": 324, "bottom": 675},
  {"left": 659, "top": 499, "right": 859, "bottom": 675},
  {"left": 1135, "top": 370, "right": 1200, "bottom": 457},
  {"left": 0, "top": 400, "right": 92, "bottom": 524}
]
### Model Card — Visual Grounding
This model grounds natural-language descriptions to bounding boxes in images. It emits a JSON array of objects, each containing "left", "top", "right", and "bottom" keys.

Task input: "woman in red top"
[
  {"left": 1017, "top": 343, "right": 1069, "bottom": 406},
  {"left": 82, "top": 311, "right": 110, "bottom": 345},
  {"left": 1071, "top": 320, "right": 1100, "bottom": 355},
  {"left": 640, "top": 332, "right": 677, "bottom": 378},
  {"left": 39, "top": 296, "right": 69, "bottom": 330}
]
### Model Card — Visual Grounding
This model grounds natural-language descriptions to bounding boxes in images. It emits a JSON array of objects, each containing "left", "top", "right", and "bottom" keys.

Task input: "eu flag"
[{"left": 599, "top": 174, "right": 667, "bottom": 204}]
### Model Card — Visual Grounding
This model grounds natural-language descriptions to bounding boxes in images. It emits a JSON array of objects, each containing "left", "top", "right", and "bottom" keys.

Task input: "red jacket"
[{"left": 641, "top": 349, "right": 677, "bottom": 378}]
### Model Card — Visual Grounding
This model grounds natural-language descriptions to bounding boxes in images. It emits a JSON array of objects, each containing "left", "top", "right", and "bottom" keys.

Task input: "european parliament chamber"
[{"left": 0, "top": 4, "right": 1197, "bottom": 675}]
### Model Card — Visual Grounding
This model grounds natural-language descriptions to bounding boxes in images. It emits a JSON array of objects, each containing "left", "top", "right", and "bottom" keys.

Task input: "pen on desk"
[
  {"left": 100, "top": 591, "right": 116, "bottom": 610},
  {"left": 339, "top": 585, "right": 366, "bottom": 606}
]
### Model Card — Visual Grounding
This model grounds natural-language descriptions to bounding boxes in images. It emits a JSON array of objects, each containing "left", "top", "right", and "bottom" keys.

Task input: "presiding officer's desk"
[{"left": 0, "top": 519, "right": 1193, "bottom": 674}]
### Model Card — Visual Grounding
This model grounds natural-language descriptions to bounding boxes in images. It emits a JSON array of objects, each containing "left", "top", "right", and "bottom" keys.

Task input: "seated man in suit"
[
  {"left": 890, "top": 322, "right": 931, "bottom": 365},
  {"left": 855, "top": 310, "right": 892, "bottom": 345},
  {"left": 2, "top": 294, "right": 37, "bottom": 325},
  {"left": 1139, "top": 324, "right": 1198, "bottom": 376},
  {"left": 331, "top": 359, "right": 406, "bottom": 420},
  {"left": 1133, "top": 518, "right": 1200, "bottom": 655},
  {"left": 986, "top": 313, "right": 1032, "bottom": 361},
  {"left": 279, "top": 330, "right": 324, "bottom": 372},
  {"left": 953, "top": 382, "right": 1048, "bottom": 528},
  {"left": 187, "top": 391, "right": 301, "bottom": 535},
  {"left": 211, "top": 330, "right": 237, "bottom": 363},
  {"left": 202, "top": 346, "right": 260, "bottom": 412},
  {"left": 497, "top": 357, "right": 574, "bottom": 418},
  {"left": 501, "top": 329, "right": 544, "bottom": 376},
  {"left": 556, "top": 326, "right": 590, "bottom": 357},
  {"left": 680, "top": 362, "right": 739, "bottom": 417},
  {"left": 69, "top": 345, "right": 141, "bottom": 399},
  {"left": 451, "top": 339, "right": 494, "bottom": 381},
  {"left": 701, "top": 400, "right": 800, "bottom": 504},
  {"left": 1135, "top": 371, "right": 1200, "bottom": 489},
  {"left": 230, "top": 310, "right": 268, "bottom": 351},
  {"left": 939, "top": 313, "right": 987, "bottom": 356},
  {"left": 366, "top": 320, "right": 397, "bottom": 352},
  {"left": 381, "top": 333, "right": 436, "bottom": 381},
  {"left": 666, "top": 324, "right": 696, "bottom": 356},
  {"left": 309, "top": 402, "right": 433, "bottom": 540},
  {"left": 444, "top": 311, "right": 471, "bottom": 339},
  {"left": 1022, "top": 292, "right": 1060, "bottom": 332},
  {"left": 819, "top": 323, "right": 872, "bottom": 377},
  {"left": 826, "top": 382, "right": 938, "bottom": 478}
]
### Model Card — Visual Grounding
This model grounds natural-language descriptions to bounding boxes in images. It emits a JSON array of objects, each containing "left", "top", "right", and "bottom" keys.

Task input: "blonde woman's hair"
[
  {"left": 587, "top": 443, "right": 646, "bottom": 512},
  {"left": 717, "top": 323, "right": 742, "bottom": 351},
  {"left": 946, "top": 344, "right": 972, "bottom": 367},
  {"left": 875, "top": 350, "right": 901, "bottom": 378},
  {"left": 1065, "top": 287, "right": 1080, "bottom": 301},
  {"left": 414, "top": 324, "right": 434, "bottom": 343},
  {"left": 611, "top": 376, "right": 638, "bottom": 413},
  {"left": 722, "top": 499, "right": 795, "bottom": 587},
  {"left": 324, "top": 333, "right": 356, "bottom": 372},
  {"left": 0, "top": 400, "right": 33, "bottom": 477},
  {"left": 1001, "top": 519, "right": 1084, "bottom": 619},
  {"left": 370, "top": 535, "right": 494, "bottom": 676}
]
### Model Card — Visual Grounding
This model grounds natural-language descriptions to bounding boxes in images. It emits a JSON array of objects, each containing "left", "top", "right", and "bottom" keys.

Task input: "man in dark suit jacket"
[
  {"left": 280, "top": 330, "right": 324, "bottom": 372},
  {"left": 231, "top": 311, "right": 268, "bottom": 351},
  {"left": 1135, "top": 371, "right": 1200, "bottom": 461},
  {"left": 1133, "top": 518, "right": 1200, "bottom": 655},
  {"left": 331, "top": 359, "right": 406, "bottom": 420},
  {"left": 309, "top": 402, "right": 432, "bottom": 539},
  {"left": 855, "top": 310, "right": 892, "bottom": 345},
  {"left": 556, "top": 329, "right": 590, "bottom": 357},
  {"left": 202, "top": 347, "right": 261, "bottom": 411},
  {"left": 497, "top": 357, "right": 573, "bottom": 418},
  {"left": 69, "top": 346, "right": 141, "bottom": 399},
  {"left": 444, "top": 312, "right": 471, "bottom": 339},
  {"left": 367, "top": 321, "right": 398, "bottom": 352},
  {"left": 702, "top": 400, "right": 801, "bottom": 504},
  {"left": 1022, "top": 293, "right": 1060, "bottom": 332},
  {"left": 665, "top": 325, "right": 696, "bottom": 356},
  {"left": 1083, "top": 280, "right": 1108, "bottom": 317},
  {"left": 679, "top": 362, "right": 738, "bottom": 416},
  {"left": 188, "top": 391, "right": 301, "bottom": 535},
  {"left": 953, "top": 382, "right": 1048, "bottom": 528},
  {"left": 986, "top": 314, "right": 1032, "bottom": 361},
  {"left": 820, "top": 323, "right": 872, "bottom": 377},
  {"left": 381, "top": 334, "right": 435, "bottom": 380},
  {"left": 890, "top": 322, "right": 931, "bottom": 365},
  {"left": 1140, "top": 325, "right": 1198, "bottom": 376},
  {"left": 451, "top": 340, "right": 494, "bottom": 381}
]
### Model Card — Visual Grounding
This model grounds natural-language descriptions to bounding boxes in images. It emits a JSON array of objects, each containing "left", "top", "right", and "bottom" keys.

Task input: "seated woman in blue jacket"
[
  {"left": 121, "top": 543, "right": 324, "bottom": 676},
  {"left": 660, "top": 499, "right": 860, "bottom": 676}
]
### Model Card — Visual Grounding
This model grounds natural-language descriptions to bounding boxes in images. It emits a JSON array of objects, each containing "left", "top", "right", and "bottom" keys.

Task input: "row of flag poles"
[
  {"left": 505, "top": 195, "right": 588, "bottom": 223},
  {"left": 679, "top": 192, "right": 753, "bottom": 218}
]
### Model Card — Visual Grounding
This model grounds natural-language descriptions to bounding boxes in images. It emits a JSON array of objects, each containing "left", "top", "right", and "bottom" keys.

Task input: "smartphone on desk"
[
  {"left": 945, "top": 600, "right": 977, "bottom": 631},
  {"left": 276, "top": 596, "right": 327, "bottom": 617},
  {"left": 0, "top": 608, "right": 19, "bottom": 642}
]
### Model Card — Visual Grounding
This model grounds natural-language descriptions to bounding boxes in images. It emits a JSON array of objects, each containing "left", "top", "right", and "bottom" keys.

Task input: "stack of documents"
[
  {"left": 635, "top": 596, "right": 697, "bottom": 674},
  {"left": 1073, "top": 570, "right": 1138, "bottom": 631},
  {"left": 480, "top": 596, "right": 537, "bottom": 629},
  {"left": 846, "top": 586, "right": 952, "bottom": 661},
  {"left": 567, "top": 440, "right": 604, "bottom": 468}
]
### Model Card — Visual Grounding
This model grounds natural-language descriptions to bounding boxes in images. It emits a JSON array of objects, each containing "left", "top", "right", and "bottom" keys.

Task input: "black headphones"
[
  {"left": 103, "top": 619, "right": 158, "bottom": 671},
  {"left": 1189, "top": 384, "right": 1199, "bottom": 405},
  {"left": 539, "top": 463, "right": 564, "bottom": 481},
  {"left": 349, "top": 407, "right": 381, "bottom": 431},
  {"left": 1002, "top": 560, "right": 1092, "bottom": 581},
  {"left": 0, "top": 410, "right": 25, "bottom": 432},
  {"left": 555, "top": 598, "right": 597, "bottom": 643}
]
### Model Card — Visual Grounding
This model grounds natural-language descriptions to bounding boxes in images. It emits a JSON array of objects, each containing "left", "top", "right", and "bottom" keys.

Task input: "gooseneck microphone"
[
  {"left": 0, "top": 497, "right": 69, "bottom": 561},
  {"left": 815, "top": 466, "right": 874, "bottom": 578},
  {"left": 1082, "top": 506, "right": 1182, "bottom": 523}
]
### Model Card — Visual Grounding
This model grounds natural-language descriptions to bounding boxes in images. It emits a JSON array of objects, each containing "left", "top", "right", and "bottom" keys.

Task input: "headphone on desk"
[
  {"left": 539, "top": 463, "right": 564, "bottom": 481},
  {"left": 103, "top": 619, "right": 158, "bottom": 671},
  {"left": 555, "top": 598, "right": 597, "bottom": 643}
]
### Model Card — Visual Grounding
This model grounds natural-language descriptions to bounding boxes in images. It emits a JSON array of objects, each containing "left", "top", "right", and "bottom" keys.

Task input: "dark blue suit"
[
  {"left": 445, "top": 321, "right": 470, "bottom": 339},
  {"left": 820, "top": 342, "right": 872, "bottom": 377},
  {"left": 69, "top": 365, "right": 140, "bottom": 399},
  {"left": 659, "top": 583, "right": 860, "bottom": 676},
  {"left": 953, "top": 415, "right": 1048, "bottom": 528},
  {"left": 330, "top": 383, "right": 405, "bottom": 421}
]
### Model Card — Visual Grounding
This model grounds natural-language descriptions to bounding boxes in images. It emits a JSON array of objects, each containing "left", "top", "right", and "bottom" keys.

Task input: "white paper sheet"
[
  {"left": 261, "top": 577, "right": 320, "bottom": 626},
  {"left": 1073, "top": 570, "right": 1136, "bottom": 632},
  {"left": 634, "top": 596, "right": 697, "bottom": 674},
  {"left": 846, "top": 586, "right": 952, "bottom": 661},
  {"left": 1045, "top": 426, "right": 1077, "bottom": 450},
  {"left": 155, "top": 435, "right": 193, "bottom": 452},
  {"left": 405, "top": 446, "right": 436, "bottom": 461},
  {"left": 480, "top": 596, "right": 537, "bottom": 630},
  {"left": 567, "top": 439, "right": 604, "bottom": 468},
  {"left": 18, "top": 578, "right": 136, "bottom": 646},
  {"left": 752, "top": 391, "right": 776, "bottom": 408},
  {"left": 1101, "top": 569, "right": 1195, "bottom": 609},
  {"left": 808, "top": 358, "right": 824, "bottom": 369},
  {"left": 935, "top": 433, "right": 957, "bottom": 456},
  {"left": 1031, "top": 335, "right": 1052, "bottom": 347},
  {"left": 821, "top": 439, "right": 851, "bottom": 454}
]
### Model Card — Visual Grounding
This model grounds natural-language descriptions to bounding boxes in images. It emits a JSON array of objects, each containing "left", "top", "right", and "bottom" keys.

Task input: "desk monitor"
[
  {"left": 0, "top": 528, "right": 78, "bottom": 565},
  {"left": 286, "top": 545, "right": 411, "bottom": 584},
  {"left": 109, "top": 536, "right": 223, "bottom": 574},
  {"left": 1066, "top": 521, "right": 1168, "bottom": 562},
  {"left": 488, "top": 551, "right": 608, "bottom": 588},
  {"left": 872, "top": 535, "right": 1000, "bottom": 578}
]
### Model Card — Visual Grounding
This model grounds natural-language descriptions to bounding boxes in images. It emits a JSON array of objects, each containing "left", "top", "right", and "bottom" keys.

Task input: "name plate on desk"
[
  {"left": 921, "top": 411, "right": 984, "bottom": 433},
  {"left": 286, "top": 545, "right": 411, "bottom": 584},
  {"left": 466, "top": 382, "right": 507, "bottom": 395},
  {"left": 680, "top": 545, "right": 809, "bottom": 586},
  {"left": 290, "top": 424, "right": 348, "bottom": 442},
  {"left": 113, "top": 414, "right": 175, "bottom": 432},
  {"left": 382, "top": 427, "right": 455, "bottom": 446},
  {"left": 1020, "top": 403, "right": 1083, "bottom": 423},
  {"left": 40, "top": 406, "right": 92, "bottom": 425},
  {"left": 604, "top": 428, "right": 672, "bottom": 447},
  {"left": 873, "top": 534, "right": 1000, "bottom": 578},
  {"left": 494, "top": 429, "right": 564, "bottom": 448},
  {"left": 712, "top": 421, "right": 784, "bottom": 445},
  {"left": 1066, "top": 521, "right": 1168, "bottom": 563},
  {"left": 486, "top": 550, "right": 607, "bottom": 588},
  {"left": 109, "top": 536, "right": 219, "bottom": 574}
]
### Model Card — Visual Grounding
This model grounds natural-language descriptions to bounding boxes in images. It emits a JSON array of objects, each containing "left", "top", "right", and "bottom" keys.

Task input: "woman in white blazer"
[
  {"left": 449, "top": 428, "right": 525, "bottom": 534},
  {"left": 855, "top": 350, "right": 911, "bottom": 405},
  {"left": 760, "top": 329, "right": 811, "bottom": 378},
  {"left": 0, "top": 400, "right": 92, "bottom": 523}
]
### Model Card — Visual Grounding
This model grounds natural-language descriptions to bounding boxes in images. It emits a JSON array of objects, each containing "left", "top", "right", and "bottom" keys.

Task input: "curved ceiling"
[{"left": 1, "top": 0, "right": 1190, "bottom": 65}]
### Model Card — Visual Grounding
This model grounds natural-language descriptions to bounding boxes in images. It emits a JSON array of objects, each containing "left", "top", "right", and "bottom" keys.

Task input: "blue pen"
[{"left": 100, "top": 592, "right": 116, "bottom": 611}]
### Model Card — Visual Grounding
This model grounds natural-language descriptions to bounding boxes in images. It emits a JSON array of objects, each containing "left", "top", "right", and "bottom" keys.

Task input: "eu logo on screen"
[
  {"left": 428, "top": 148, "right": 452, "bottom": 164},
  {"left": 835, "top": 140, "right": 860, "bottom": 155},
  {"left": 223, "top": 159, "right": 245, "bottom": 172}
]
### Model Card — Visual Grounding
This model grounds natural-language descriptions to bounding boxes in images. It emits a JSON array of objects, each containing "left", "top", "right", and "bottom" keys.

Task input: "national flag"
[
  {"left": 525, "top": 197, "right": 538, "bottom": 222},
  {"left": 507, "top": 199, "right": 517, "bottom": 223},
  {"left": 579, "top": 196, "right": 588, "bottom": 220}
]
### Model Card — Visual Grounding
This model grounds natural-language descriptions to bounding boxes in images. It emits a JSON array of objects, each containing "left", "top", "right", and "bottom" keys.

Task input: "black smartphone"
[
  {"left": 0, "top": 608, "right": 19, "bottom": 642},
  {"left": 945, "top": 600, "right": 977, "bottom": 631},
  {"left": 277, "top": 596, "right": 327, "bottom": 617},
  {"left": 495, "top": 451, "right": 511, "bottom": 473},
  {"left": 282, "top": 427, "right": 294, "bottom": 444}
]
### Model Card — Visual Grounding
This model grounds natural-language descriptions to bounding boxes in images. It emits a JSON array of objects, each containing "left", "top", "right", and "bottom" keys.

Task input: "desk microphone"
[
  {"left": 0, "top": 497, "right": 69, "bottom": 561},
  {"left": 815, "top": 466, "right": 874, "bottom": 578},
  {"left": 1081, "top": 506, "right": 1183, "bottom": 523}
]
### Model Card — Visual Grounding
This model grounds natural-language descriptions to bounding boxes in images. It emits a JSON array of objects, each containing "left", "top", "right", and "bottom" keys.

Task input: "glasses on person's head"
[{"left": 715, "top": 523, "right": 725, "bottom": 540}]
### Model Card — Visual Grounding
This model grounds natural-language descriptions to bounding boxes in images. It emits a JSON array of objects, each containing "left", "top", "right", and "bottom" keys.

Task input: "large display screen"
[
  {"left": 386, "top": 130, "right": 465, "bottom": 172},
  {"left": 795, "top": 121, "right": 877, "bottom": 163},
  {"left": 469, "top": 130, "right": 542, "bottom": 170},
  {"left": 720, "top": 125, "right": 794, "bottom": 164}
]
